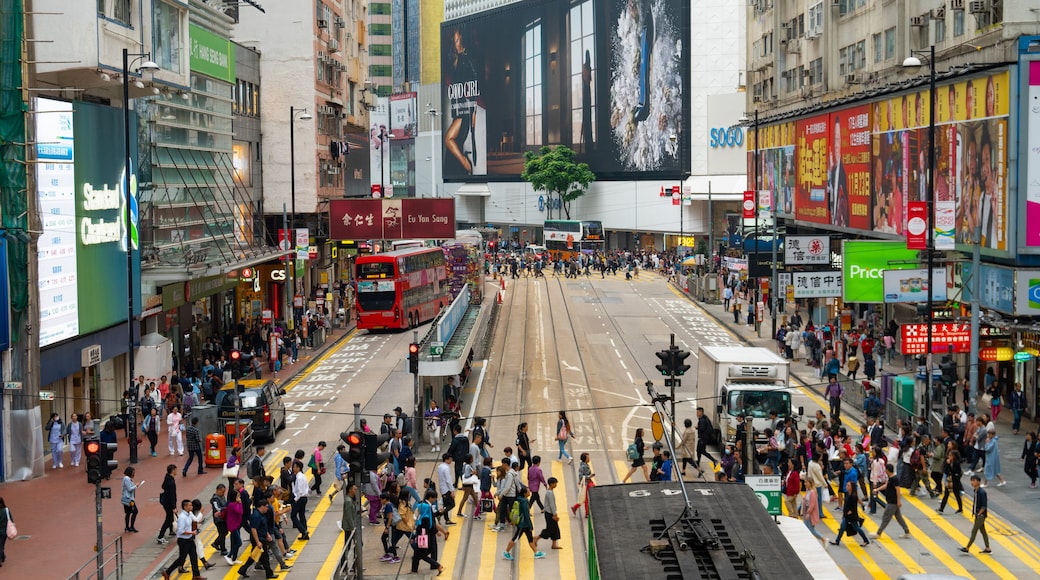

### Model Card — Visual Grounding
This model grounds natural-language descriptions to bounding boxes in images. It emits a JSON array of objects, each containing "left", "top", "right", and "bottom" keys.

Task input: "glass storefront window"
[{"left": 153, "top": 1, "right": 183, "bottom": 74}]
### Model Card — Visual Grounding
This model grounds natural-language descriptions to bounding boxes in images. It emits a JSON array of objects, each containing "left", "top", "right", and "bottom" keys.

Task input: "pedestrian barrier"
[
  {"left": 334, "top": 527, "right": 358, "bottom": 579},
  {"left": 67, "top": 536, "right": 123, "bottom": 580}
]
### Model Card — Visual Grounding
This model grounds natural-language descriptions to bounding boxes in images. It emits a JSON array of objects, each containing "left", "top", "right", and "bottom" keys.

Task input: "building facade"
[{"left": 744, "top": 0, "right": 1040, "bottom": 417}]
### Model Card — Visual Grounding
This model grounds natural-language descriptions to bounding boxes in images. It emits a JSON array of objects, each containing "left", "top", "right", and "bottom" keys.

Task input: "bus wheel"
[{"left": 407, "top": 313, "right": 415, "bottom": 328}]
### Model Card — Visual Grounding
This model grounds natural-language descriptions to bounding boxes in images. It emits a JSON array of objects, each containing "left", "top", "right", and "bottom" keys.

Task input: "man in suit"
[{"left": 828, "top": 118, "right": 850, "bottom": 227}]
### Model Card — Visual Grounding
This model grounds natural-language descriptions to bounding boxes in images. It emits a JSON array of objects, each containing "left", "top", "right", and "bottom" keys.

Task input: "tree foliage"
[{"left": 521, "top": 145, "right": 596, "bottom": 219}]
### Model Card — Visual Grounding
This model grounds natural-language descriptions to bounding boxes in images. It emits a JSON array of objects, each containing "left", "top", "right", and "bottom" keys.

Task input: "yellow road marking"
[
  {"left": 902, "top": 494, "right": 1018, "bottom": 579},
  {"left": 814, "top": 504, "right": 888, "bottom": 577},
  {"left": 782, "top": 495, "right": 925, "bottom": 574},
  {"left": 437, "top": 489, "right": 464, "bottom": 578},
  {"left": 553, "top": 460, "right": 577, "bottom": 580},
  {"left": 958, "top": 494, "right": 1040, "bottom": 561},
  {"left": 315, "top": 533, "right": 346, "bottom": 579}
]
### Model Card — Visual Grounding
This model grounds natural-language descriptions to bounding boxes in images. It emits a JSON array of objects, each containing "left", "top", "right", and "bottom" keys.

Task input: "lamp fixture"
[
  {"left": 137, "top": 60, "right": 160, "bottom": 73},
  {"left": 134, "top": 80, "right": 145, "bottom": 89},
  {"left": 901, "top": 55, "right": 923, "bottom": 72},
  {"left": 99, "top": 72, "right": 111, "bottom": 82}
]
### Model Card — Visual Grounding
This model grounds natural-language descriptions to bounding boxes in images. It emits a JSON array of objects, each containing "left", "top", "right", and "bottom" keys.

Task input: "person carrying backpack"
[
  {"left": 621, "top": 428, "right": 649, "bottom": 483},
  {"left": 502, "top": 486, "right": 545, "bottom": 560}
]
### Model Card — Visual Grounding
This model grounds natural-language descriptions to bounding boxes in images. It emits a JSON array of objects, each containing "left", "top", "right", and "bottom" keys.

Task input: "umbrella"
[{"left": 681, "top": 257, "right": 698, "bottom": 266}]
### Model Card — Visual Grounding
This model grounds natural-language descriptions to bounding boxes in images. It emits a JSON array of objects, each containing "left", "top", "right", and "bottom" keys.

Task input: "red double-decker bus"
[{"left": 354, "top": 246, "right": 450, "bottom": 330}]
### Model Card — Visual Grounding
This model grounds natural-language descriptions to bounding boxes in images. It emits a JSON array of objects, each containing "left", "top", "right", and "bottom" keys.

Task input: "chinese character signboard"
[
  {"left": 792, "top": 271, "right": 842, "bottom": 298},
  {"left": 901, "top": 323, "right": 972, "bottom": 355},
  {"left": 745, "top": 475, "right": 782, "bottom": 516},
  {"left": 328, "top": 199, "right": 456, "bottom": 241},
  {"left": 784, "top": 235, "right": 830, "bottom": 265}
]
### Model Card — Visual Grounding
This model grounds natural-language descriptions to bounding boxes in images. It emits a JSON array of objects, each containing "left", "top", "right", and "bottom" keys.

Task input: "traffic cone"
[
  {"left": 497, "top": 290, "right": 503, "bottom": 304},
  {"left": 500, "top": 277, "right": 506, "bottom": 290}
]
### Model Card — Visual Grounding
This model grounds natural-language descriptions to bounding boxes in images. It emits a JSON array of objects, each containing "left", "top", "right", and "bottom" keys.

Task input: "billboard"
[
  {"left": 900, "top": 323, "right": 972, "bottom": 355},
  {"left": 369, "top": 97, "right": 390, "bottom": 195},
  {"left": 761, "top": 71, "right": 1010, "bottom": 253},
  {"left": 1026, "top": 61, "right": 1040, "bottom": 247},
  {"left": 390, "top": 92, "right": 418, "bottom": 140},
  {"left": 961, "top": 262, "right": 1014, "bottom": 313},
  {"left": 328, "top": 199, "right": 456, "bottom": 240},
  {"left": 36, "top": 98, "right": 142, "bottom": 348},
  {"left": 792, "top": 271, "right": 842, "bottom": 298},
  {"left": 439, "top": 0, "right": 690, "bottom": 181},
  {"left": 749, "top": 121, "right": 796, "bottom": 217},
  {"left": 841, "top": 240, "right": 921, "bottom": 303},
  {"left": 882, "top": 267, "right": 948, "bottom": 303}
]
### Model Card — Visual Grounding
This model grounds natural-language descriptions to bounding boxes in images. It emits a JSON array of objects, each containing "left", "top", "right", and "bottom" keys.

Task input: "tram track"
[{"left": 450, "top": 275, "right": 531, "bottom": 579}]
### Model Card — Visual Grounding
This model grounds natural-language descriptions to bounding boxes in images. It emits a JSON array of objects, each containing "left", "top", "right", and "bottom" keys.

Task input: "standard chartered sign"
[{"left": 842, "top": 241, "right": 920, "bottom": 303}]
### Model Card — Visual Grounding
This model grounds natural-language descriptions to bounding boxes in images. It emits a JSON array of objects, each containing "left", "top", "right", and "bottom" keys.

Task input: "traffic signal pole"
[{"left": 654, "top": 334, "right": 691, "bottom": 446}]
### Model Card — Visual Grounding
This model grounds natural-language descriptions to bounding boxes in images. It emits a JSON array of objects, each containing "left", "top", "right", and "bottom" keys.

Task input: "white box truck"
[{"left": 697, "top": 346, "right": 800, "bottom": 444}]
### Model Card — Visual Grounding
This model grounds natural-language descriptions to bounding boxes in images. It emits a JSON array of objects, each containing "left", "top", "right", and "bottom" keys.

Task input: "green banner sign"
[
  {"left": 745, "top": 475, "right": 782, "bottom": 516},
  {"left": 189, "top": 24, "right": 235, "bottom": 83},
  {"left": 842, "top": 240, "right": 921, "bottom": 303}
]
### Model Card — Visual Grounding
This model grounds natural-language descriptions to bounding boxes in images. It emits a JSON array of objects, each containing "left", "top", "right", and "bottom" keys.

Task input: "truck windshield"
[{"left": 728, "top": 390, "right": 792, "bottom": 418}]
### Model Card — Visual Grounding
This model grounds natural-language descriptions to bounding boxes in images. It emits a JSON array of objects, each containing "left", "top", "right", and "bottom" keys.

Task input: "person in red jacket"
[{"left": 783, "top": 458, "right": 802, "bottom": 516}]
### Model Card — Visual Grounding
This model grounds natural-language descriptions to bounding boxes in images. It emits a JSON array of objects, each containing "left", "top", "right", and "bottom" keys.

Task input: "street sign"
[
  {"left": 4, "top": 382, "right": 21, "bottom": 390},
  {"left": 39, "top": 391, "right": 55, "bottom": 401},
  {"left": 81, "top": 344, "right": 102, "bottom": 367},
  {"left": 651, "top": 412, "right": 664, "bottom": 442},
  {"left": 745, "top": 475, "right": 782, "bottom": 516},
  {"left": 430, "top": 341, "right": 444, "bottom": 357}
]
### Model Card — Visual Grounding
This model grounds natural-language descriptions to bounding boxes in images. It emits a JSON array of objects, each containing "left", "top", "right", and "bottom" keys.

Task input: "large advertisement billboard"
[
  {"left": 439, "top": 0, "right": 690, "bottom": 181},
  {"left": 36, "top": 98, "right": 142, "bottom": 348},
  {"left": 841, "top": 240, "right": 921, "bottom": 303},
  {"left": 1024, "top": 61, "right": 1040, "bottom": 247},
  {"left": 757, "top": 71, "right": 1010, "bottom": 253}
]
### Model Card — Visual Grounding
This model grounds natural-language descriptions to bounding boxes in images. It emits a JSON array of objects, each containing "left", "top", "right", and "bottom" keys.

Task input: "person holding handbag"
[
  {"left": 570, "top": 453, "right": 594, "bottom": 517},
  {"left": 456, "top": 453, "right": 480, "bottom": 518},
  {"left": 409, "top": 489, "right": 447, "bottom": 575},
  {"left": 156, "top": 464, "right": 177, "bottom": 544},
  {"left": 143, "top": 407, "right": 160, "bottom": 457},
  {"left": 556, "top": 411, "right": 573, "bottom": 464},
  {"left": 309, "top": 441, "right": 327, "bottom": 496},
  {"left": 0, "top": 497, "right": 11, "bottom": 566}
]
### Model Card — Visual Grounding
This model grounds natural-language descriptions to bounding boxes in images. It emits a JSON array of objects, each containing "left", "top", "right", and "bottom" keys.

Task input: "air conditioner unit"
[
  {"left": 787, "top": 38, "right": 801, "bottom": 53},
  {"left": 335, "top": 16, "right": 345, "bottom": 27},
  {"left": 951, "top": 0, "right": 965, "bottom": 9},
  {"left": 327, "top": 167, "right": 340, "bottom": 175},
  {"left": 932, "top": 6, "right": 946, "bottom": 18},
  {"left": 802, "top": 69, "right": 812, "bottom": 80},
  {"left": 328, "top": 38, "right": 340, "bottom": 52},
  {"left": 831, "top": 0, "right": 840, "bottom": 6},
  {"left": 846, "top": 73, "right": 859, "bottom": 83},
  {"left": 317, "top": 19, "right": 328, "bottom": 29},
  {"left": 968, "top": 0, "right": 987, "bottom": 13},
  {"left": 909, "top": 15, "right": 926, "bottom": 26},
  {"left": 801, "top": 86, "right": 813, "bottom": 98},
  {"left": 752, "top": 95, "right": 763, "bottom": 103}
]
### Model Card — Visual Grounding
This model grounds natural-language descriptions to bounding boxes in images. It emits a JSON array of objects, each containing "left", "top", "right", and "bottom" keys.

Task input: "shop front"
[{"left": 159, "top": 272, "right": 240, "bottom": 375}]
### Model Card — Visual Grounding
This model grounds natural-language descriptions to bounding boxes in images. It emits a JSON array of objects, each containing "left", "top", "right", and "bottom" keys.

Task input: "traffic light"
[
  {"left": 363, "top": 432, "right": 392, "bottom": 471},
  {"left": 102, "top": 440, "right": 119, "bottom": 478},
  {"left": 655, "top": 349, "right": 674, "bottom": 376},
  {"left": 341, "top": 431, "right": 364, "bottom": 474},
  {"left": 408, "top": 343, "right": 420, "bottom": 374},
  {"left": 230, "top": 349, "right": 242, "bottom": 379},
  {"left": 85, "top": 438, "right": 102, "bottom": 484},
  {"left": 674, "top": 349, "right": 691, "bottom": 376}
]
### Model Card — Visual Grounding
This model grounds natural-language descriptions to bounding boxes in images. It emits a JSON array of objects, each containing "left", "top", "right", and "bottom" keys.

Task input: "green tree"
[{"left": 521, "top": 145, "right": 595, "bottom": 220}]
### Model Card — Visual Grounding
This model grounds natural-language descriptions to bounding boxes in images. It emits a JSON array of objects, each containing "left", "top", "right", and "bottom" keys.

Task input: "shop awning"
[
  {"left": 453, "top": 183, "right": 492, "bottom": 197},
  {"left": 683, "top": 175, "right": 746, "bottom": 201}
]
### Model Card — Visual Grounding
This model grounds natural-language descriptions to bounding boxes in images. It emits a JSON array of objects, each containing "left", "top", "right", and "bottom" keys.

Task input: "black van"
[{"left": 214, "top": 379, "right": 287, "bottom": 442}]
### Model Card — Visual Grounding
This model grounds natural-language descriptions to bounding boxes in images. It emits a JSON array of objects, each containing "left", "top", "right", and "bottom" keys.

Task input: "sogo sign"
[{"left": 842, "top": 241, "right": 920, "bottom": 303}]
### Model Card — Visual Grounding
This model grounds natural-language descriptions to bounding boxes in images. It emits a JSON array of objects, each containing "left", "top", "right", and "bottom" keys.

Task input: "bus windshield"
[
  {"left": 356, "top": 280, "right": 396, "bottom": 310},
  {"left": 727, "top": 390, "right": 792, "bottom": 419}
]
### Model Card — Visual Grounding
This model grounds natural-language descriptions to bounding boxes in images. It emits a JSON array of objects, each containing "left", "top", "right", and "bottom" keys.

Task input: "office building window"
[
  {"left": 569, "top": 0, "right": 596, "bottom": 149},
  {"left": 524, "top": 21, "right": 543, "bottom": 146}
]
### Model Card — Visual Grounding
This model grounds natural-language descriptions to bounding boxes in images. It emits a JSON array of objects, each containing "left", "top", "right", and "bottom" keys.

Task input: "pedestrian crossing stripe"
[
  {"left": 170, "top": 448, "right": 331, "bottom": 580},
  {"left": 901, "top": 494, "right": 1021, "bottom": 578},
  {"left": 958, "top": 494, "right": 1040, "bottom": 562}
]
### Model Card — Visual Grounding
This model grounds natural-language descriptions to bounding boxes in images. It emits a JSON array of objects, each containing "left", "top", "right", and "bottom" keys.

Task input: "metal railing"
[
  {"left": 334, "top": 528, "right": 358, "bottom": 580},
  {"left": 68, "top": 537, "right": 123, "bottom": 580}
]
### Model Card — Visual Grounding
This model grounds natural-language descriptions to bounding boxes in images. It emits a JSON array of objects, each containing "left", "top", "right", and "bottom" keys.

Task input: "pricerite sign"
[{"left": 841, "top": 241, "right": 921, "bottom": 303}]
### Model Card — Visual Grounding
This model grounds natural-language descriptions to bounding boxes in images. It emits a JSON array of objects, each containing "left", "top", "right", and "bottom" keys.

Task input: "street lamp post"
[
  {"left": 288, "top": 107, "right": 311, "bottom": 329},
  {"left": 122, "top": 49, "right": 159, "bottom": 466},
  {"left": 742, "top": 110, "right": 761, "bottom": 337},
  {"left": 903, "top": 45, "right": 937, "bottom": 422},
  {"left": 427, "top": 107, "right": 439, "bottom": 197}
]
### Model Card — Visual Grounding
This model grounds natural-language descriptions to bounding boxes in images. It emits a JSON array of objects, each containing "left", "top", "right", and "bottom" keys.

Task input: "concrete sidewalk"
[{"left": 0, "top": 322, "right": 356, "bottom": 580}]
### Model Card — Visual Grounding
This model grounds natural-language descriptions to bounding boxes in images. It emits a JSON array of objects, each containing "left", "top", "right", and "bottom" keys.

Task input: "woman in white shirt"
[{"left": 167, "top": 405, "right": 184, "bottom": 456}]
